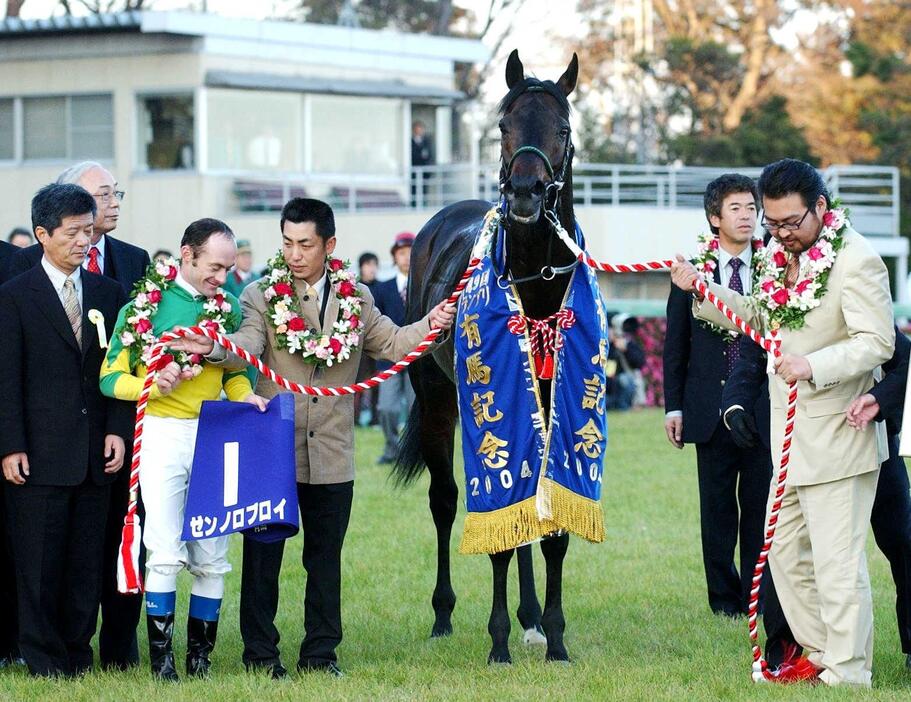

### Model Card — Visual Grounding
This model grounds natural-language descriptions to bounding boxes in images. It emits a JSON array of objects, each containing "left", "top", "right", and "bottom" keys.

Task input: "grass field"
[{"left": 3, "top": 408, "right": 911, "bottom": 701}]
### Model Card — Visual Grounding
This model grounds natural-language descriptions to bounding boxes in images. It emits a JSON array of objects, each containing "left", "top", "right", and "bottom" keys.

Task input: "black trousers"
[
  {"left": 764, "top": 437, "right": 911, "bottom": 664},
  {"left": 695, "top": 423, "right": 771, "bottom": 615},
  {"left": 98, "top": 467, "right": 144, "bottom": 666},
  {"left": 240, "top": 481, "right": 353, "bottom": 668},
  {"left": 5, "top": 479, "right": 110, "bottom": 677},
  {"left": 0, "top": 482, "right": 18, "bottom": 660}
]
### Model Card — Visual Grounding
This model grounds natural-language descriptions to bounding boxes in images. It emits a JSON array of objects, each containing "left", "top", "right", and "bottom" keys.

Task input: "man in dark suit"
[
  {"left": 722, "top": 327, "right": 911, "bottom": 671},
  {"left": 0, "top": 183, "right": 132, "bottom": 676},
  {"left": 6, "top": 162, "right": 150, "bottom": 670},
  {"left": 373, "top": 232, "right": 415, "bottom": 463},
  {"left": 0, "top": 238, "right": 21, "bottom": 667},
  {"left": 663, "top": 173, "right": 770, "bottom": 616}
]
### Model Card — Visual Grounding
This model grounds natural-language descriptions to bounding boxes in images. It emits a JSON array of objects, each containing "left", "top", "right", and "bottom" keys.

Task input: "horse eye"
[
  {"left": 498, "top": 120, "right": 508, "bottom": 132},
  {"left": 559, "top": 127, "right": 570, "bottom": 137}
]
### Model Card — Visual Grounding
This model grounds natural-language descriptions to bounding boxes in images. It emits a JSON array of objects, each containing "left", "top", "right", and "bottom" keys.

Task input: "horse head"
[{"left": 498, "top": 50, "right": 578, "bottom": 226}]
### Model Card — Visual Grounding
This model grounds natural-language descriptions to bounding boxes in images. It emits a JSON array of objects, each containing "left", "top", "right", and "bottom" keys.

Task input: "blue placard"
[{"left": 182, "top": 394, "right": 298, "bottom": 543}]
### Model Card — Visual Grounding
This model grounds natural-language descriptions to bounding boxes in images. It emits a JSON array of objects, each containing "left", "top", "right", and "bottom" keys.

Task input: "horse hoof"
[
  {"left": 523, "top": 626, "right": 547, "bottom": 646},
  {"left": 430, "top": 623, "right": 453, "bottom": 638},
  {"left": 546, "top": 649, "right": 570, "bottom": 663},
  {"left": 487, "top": 653, "right": 512, "bottom": 666}
]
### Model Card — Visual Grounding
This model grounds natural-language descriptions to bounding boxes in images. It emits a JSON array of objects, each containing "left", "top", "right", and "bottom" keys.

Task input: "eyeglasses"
[
  {"left": 93, "top": 190, "right": 125, "bottom": 204},
  {"left": 761, "top": 207, "right": 811, "bottom": 232}
]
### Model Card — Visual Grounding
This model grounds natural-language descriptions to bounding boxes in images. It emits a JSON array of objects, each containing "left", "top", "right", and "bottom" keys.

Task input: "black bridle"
[{"left": 496, "top": 97, "right": 577, "bottom": 287}]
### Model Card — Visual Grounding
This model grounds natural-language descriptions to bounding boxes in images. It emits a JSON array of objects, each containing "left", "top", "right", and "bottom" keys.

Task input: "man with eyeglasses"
[
  {"left": 6, "top": 162, "right": 151, "bottom": 672},
  {"left": 671, "top": 158, "right": 894, "bottom": 686}
]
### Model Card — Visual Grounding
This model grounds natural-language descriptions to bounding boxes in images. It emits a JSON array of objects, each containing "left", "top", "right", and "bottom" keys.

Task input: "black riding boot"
[
  {"left": 147, "top": 614, "right": 179, "bottom": 681},
  {"left": 186, "top": 617, "right": 218, "bottom": 677}
]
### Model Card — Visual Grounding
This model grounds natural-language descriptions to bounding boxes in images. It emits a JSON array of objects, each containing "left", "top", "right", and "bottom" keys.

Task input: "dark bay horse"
[{"left": 393, "top": 50, "right": 582, "bottom": 664}]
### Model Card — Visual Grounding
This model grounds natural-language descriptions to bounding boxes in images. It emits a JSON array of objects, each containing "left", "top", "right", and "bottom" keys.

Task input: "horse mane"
[{"left": 497, "top": 77, "right": 571, "bottom": 117}]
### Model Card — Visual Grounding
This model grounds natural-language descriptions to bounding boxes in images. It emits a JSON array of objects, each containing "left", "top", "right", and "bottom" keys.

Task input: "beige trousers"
[{"left": 767, "top": 469, "right": 879, "bottom": 687}]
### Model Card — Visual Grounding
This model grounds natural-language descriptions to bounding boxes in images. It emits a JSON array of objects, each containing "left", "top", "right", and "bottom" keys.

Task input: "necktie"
[
  {"left": 785, "top": 255, "right": 800, "bottom": 289},
  {"left": 400, "top": 286, "right": 407, "bottom": 306},
  {"left": 62, "top": 278, "right": 82, "bottom": 348},
  {"left": 87, "top": 246, "right": 101, "bottom": 274},
  {"left": 724, "top": 258, "right": 744, "bottom": 376}
]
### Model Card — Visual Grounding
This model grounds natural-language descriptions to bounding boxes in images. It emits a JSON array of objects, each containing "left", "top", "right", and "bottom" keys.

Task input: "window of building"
[
  {"left": 310, "top": 95, "right": 403, "bottom": 176},
  {"left": 0, "top": 99, "right": 13, "bottom": 160},
  {"left": 207, "top": 89, "right": 301, "bottom": 172},
  {"left": 138, "top": 94, "right": 195, "bottom": 170},
  {"left": 22, "top": 94, "right": 113, "bottom": 161}
]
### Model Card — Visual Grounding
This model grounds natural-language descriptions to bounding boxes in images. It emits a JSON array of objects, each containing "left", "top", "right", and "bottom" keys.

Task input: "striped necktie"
[{"left": 62, "top": 278, "right": 82, "bottom": 348}]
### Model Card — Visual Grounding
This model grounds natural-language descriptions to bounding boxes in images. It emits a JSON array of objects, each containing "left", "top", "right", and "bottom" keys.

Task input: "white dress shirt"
[
  {"left": 42, "top": 256, "right": 83, "bottom": 308},
  {"left": 82, "top": 234, "right": 107, "bottom": 273},
  {"left": 717, "top": 246, "right": 752, "bottom": 294},
  {"left": 306, "top": 274, "right": 327, "bottom": 307}
]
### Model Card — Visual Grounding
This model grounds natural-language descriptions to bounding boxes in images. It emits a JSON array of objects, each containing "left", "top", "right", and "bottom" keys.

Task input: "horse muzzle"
[{"left": 503, "top": 181, "right": 544, "bottom": 225}]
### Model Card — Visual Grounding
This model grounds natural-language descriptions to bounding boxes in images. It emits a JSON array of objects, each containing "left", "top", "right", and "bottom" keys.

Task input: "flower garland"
[
  {"left": 693, "top": 232, "right": 763, "bottom": 340},
  {"left": 752, "top": 205, "right": 849, "bottom": 330},
  {"left": 259, "top": 253, "right": 364, "bottom": 367},
  {"left": 120, "top": 258, "right": 233, "bottom": 375}
]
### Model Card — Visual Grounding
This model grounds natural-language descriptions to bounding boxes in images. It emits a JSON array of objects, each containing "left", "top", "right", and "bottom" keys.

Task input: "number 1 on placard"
[{"left": 223, "top": 442, "right": 239, "bottom": 507}]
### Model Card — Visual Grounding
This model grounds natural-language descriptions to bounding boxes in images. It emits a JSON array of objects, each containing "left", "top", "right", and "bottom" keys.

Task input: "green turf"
[{"left": 2, "top": 408, "right": 910, "bottom": 700}]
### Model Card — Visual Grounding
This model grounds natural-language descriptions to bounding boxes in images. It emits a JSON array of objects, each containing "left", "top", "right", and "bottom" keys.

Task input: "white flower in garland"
[
  {"left": 119, "top": 257, "right": 230, "bottom": 375},
  {"left": 692, "top": 231, "right": 763, "bottom": 341},
  {"left": 258, "top": 252, "right": 365, "bottom": 367}
]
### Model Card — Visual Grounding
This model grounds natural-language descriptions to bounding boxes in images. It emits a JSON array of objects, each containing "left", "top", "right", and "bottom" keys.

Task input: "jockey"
[{"left": 100, "top": 218, "right": 263, "bottom": 680}]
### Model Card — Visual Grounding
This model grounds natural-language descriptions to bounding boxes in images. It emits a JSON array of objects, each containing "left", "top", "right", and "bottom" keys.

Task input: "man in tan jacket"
[
  {"left": 671, "top": 159, "right": 894, "bottom": 687},
  {"left": 177, "top": 198, "right": 454, "bottom": 677}
]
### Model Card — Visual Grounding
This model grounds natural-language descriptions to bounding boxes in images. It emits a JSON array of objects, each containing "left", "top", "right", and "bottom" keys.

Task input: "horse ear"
[
  {"left": 556, "top": 53, "right": 579, "bottom": 96},
  {"left": 505, "top": 49, "right": 524, "bottom": 89}
]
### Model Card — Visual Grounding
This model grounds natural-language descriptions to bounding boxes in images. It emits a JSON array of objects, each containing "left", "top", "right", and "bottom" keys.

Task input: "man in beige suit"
[
  {"left": 177, "top": 198, "right": 454, "bottom": 678},
  {"left": 671, "top": 159, "right": 894, "bottom": 687}
]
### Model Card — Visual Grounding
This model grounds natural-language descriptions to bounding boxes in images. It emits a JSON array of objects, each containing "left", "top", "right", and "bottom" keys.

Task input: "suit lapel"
[
  {"left": 30, "top": 266, "right": 81, "bottom": 353},
  {"left": 104, "top": 236, "right": 120, "bottom": 285},
  {"left": 712, "top": 264, "right": 721, "bottom": 286},
  {"left": 80, "top": 271, "right": 104, "bottom": 360},
  {"left": 294, "top": 278, "right": 321, "bottom": 331},
  {"left": 321, "top": 283, "right": 338, "bottom": 335}
]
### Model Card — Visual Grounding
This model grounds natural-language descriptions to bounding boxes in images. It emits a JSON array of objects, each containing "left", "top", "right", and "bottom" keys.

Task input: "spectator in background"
[
  {"left": 153, "top": 249, "right": 174, "bottom": 264},
  {"left": 605, "top": 313, "right": 645, "bottom": 411},
  {"left": 224, "top": 239, "right": 256, "bottom": 298},
  {"left": 373, "top": 233, "right": 416, "bottom": 462},
  {"left": 356, "top": 252, "right": 380, "bottom": 427},
  {"left": 410, "top": 120, "right": 434, "bottom": 207},
  {"left": 7, "top": 228, "right": 32, "bottom": 249},
  {"left": 358, "top": 252, "right": 379, "bottom": 291}
]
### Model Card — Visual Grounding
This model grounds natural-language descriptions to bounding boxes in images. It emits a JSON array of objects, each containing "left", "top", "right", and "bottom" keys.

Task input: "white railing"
[{"left": 218, "top": 163, "right": 901, "bottom": 237}]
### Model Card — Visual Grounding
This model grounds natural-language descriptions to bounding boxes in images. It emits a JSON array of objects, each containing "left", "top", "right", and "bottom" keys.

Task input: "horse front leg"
[
  {"left": 488, "top": 549, "right": 514, "bottom": 664},
  {"left": 540, "top": 532, "right": 570, "bottom": 662},
  {"left": 515, "top": 544, "right": 546, "bottom": 645}
]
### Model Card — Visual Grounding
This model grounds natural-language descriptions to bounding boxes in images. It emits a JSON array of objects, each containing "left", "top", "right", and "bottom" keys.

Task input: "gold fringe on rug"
[{"left": 459, "top": 479, "right": 605, "bottom": 555}]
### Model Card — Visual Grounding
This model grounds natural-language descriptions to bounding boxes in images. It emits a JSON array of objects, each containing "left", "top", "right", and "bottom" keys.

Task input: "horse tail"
[{"left": 392, "top": 387, "right": 425, "bottom": 486}]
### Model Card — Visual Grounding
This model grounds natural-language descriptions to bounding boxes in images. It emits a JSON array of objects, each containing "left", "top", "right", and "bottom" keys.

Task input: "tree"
[
  {"left": 57, "top": 0, "right": 150, "bottom": 12},
  {"left": 5, "top": 0, "right": 26, "bottom": 17},
  {"left": 574, "top": 0, "right": 817, "bottom": 165}
]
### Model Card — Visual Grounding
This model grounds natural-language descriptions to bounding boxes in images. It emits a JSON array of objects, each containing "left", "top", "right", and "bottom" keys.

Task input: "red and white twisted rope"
[
  {"left": 117, "top": 234, "right": 496, "bottom": 593},
  {"left": 507, "top": 309, "right": 576, "bottom": 357}
]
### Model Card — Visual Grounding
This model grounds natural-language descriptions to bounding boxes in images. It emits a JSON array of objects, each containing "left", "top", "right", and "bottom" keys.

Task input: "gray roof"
[
  {"left": 206, "top": 70, "right": 464, "bottom": 101},
  {"left": 0, "top": 11, "right": 142, "bottom": 36}
]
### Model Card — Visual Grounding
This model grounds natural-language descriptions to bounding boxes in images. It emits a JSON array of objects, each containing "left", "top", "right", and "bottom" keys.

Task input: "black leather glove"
[{"left": 726, "top": 408, "right": 759, "bottom": 449}]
